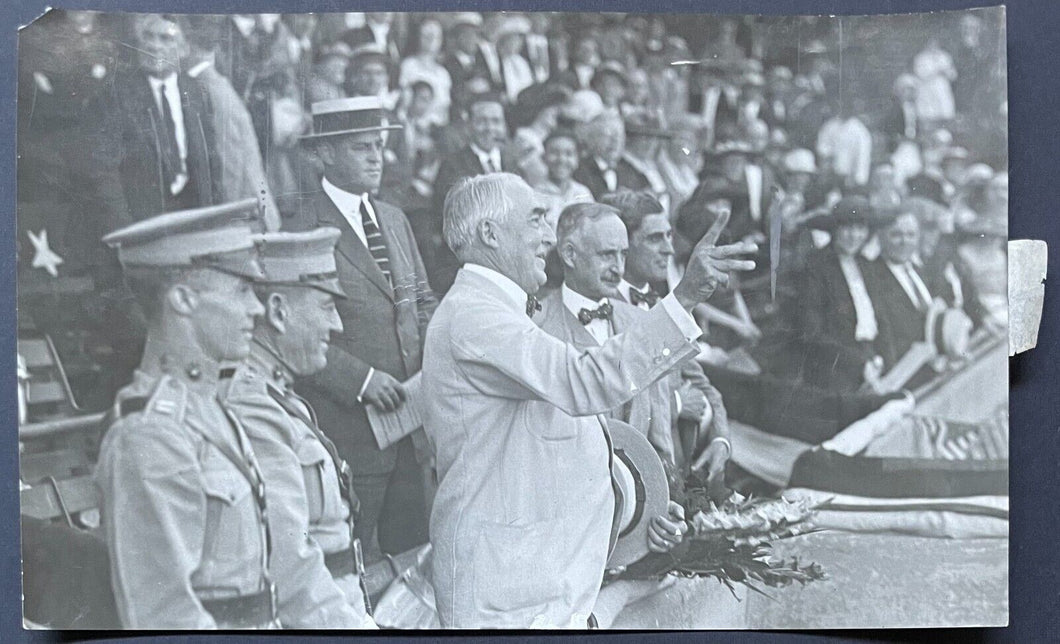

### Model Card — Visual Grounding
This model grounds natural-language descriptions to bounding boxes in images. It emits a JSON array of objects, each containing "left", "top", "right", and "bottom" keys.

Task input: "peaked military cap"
[
  {"left": 101, "top": 197, "right": 266, "bottom": 280},
  {"left": 258, "top": 227, "right": 346, "bottom": 298}
]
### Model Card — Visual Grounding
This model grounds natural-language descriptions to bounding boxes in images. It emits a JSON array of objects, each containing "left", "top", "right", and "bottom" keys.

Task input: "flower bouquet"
[{"left": 610, "top": 471, "right": 827, "bottom": 598}]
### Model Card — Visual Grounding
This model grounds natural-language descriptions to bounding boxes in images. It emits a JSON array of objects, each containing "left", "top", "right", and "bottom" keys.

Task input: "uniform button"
[{"left": 662, "top": 348, "right": 671, "bottom": 357}]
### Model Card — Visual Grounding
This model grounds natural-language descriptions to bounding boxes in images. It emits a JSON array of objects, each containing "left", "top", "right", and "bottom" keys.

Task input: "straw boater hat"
[
  {"left": 299, "top": 95, "right": 402, "bottom": 141},
  {"left": 606, "top": 419, "right": 672, "bottom": 569}
]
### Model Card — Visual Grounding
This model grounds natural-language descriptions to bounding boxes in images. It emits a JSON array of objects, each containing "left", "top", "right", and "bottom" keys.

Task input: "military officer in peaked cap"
[
  {"left": 223, "top": 227, "right": 377, "bottom": 628},
  {"left": 94, "top": 198, "right": 279, "bottom": 629}
]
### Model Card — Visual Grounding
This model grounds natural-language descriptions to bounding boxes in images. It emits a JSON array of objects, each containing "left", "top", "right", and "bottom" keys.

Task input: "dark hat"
[
  {"left": 624, "top": 110, "right": 672, "bottom": 139},
  {"left": 803, "top": 196, "right": 878, "bottom": 231},
  {"left": 591, "top": 60, "right": 628, "bottom": 87},
  {"left": 606, "top": 419, "right": 671, "bottom": 570},
  {"left": 512, "top": 83, "right": 572, "bottom": 127},
  {"left": 258, "top": 227, "right": 346, "bottom": 298},
  {"left": 348, "top": 43, "right": 391, "bottom": 70},
  {"left": 102, "top": 198, "right": 266, "bottom": 280},
  {"left": 300, "top": 96, "right": 402, "bottom": 141}
]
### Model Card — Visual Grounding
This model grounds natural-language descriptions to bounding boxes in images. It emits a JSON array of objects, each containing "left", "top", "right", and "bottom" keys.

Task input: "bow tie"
[
  {"left": 526, "top": 294, "right": 542, "bottom": 318},
  {"left": 628, "top": 287, "right": 659, "bottom": 308},
  {"left": 578, "top": 301, "right": 613, "bottom": 325}
]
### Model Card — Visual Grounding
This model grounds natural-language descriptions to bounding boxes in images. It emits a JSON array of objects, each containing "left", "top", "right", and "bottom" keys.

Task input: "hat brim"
[
  {"left": 626, "top": 127, "right": 673, "bottom": 139},
  {"left": 299, "top": 124, "right": 403, "bottom": 141},
  {"left": 803, "top": 212, "right": 880, "bottom": 231},
  {"left": 606, "top": 419, "right": 671, "bottom": 570}
]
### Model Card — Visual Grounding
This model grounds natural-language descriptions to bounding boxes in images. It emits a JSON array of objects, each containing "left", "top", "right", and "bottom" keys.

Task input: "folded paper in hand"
[{"left": 365, "top": 373, "right": 422, "bottom": 450}]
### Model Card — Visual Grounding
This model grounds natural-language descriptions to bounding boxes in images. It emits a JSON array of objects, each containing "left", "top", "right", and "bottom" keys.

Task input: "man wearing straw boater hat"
[
  {"left": 95, "top": 198, "right": 277, "bottom": 628},
  {"left": 223, "top": 227, "right": 378, "bottom": 628},
  {"left": 289, "top": 96, "right": 437, "bottom": 563}
]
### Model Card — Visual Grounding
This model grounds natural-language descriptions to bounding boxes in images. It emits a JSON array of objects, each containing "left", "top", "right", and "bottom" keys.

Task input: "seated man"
[
  {"left": 223, "top": 227, "right": 376, "bottom": 628},
  {"left": 536, "top": 202, "right": 676, "bottom": 464},
  {"left": 865, "top": 208, "right": 961, "bottom": 371}
]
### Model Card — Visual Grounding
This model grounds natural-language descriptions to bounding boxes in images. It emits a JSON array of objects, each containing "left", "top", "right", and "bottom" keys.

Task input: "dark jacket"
[
  {"left": 796, "top": 249, "right": 878, "bottom": 389},
  {"left": 285, "top": 189, "right": 437, "bottom": 475},
  {"left": 864, "top": 257, "right": 957, "bottom": 370},
  {"left": 83, "top": 69, "right": 220, "bottom": 230},
  {"left": 572, "top": 156, "right": 651, "bottom": 200}
]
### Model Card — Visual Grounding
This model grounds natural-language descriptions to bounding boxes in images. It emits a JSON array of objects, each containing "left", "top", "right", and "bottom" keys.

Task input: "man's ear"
[
  {"left": 167, "top": 283, "right": 197, "bottom": 317},
  {"left": 265, "top": 292, "right": 287, "bottom": 335},
  {"left": 476, "top": 219, "right": 501, "bottom": 249},
  {"left": 559, "top": 240, "right": 577, "bottom": 269},
  {"left": 315, "top": 140, "right": 335, "bottom": 166}
]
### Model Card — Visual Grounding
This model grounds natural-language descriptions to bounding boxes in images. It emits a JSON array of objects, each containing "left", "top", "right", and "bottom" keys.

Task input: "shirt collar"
[
  {"left": 470, "top": 143, "right": 500, "bottom": 162},
  {"left": 463, "top": 263, "right": 528, "bottom": 311},
  {"left": 595, "top": 156, "right": 613, "bottom": 172},
  {"left": 322, "top": 177, "right": 370, "bottom": 212},
  {"left": 618, "top": 279, "right": 649, "bottom": 302},
  {"left": 561, "top": 283, "right": 607, "bottom": 315},
  {"left": 147, "top": 72, "right": 178, "bottom": 91}
]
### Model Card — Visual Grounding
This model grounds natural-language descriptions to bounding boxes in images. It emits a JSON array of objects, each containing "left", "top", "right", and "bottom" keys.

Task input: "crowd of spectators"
[{"left": 17, "top": 9, "right": 1008, "bottom": 403}]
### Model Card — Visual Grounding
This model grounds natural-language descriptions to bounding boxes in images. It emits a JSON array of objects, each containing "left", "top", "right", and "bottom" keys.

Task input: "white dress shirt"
[
  {"left": 837, "top": 255, "right": 879, "bottom": 341},
  {"left": 618, "top": 279, "right": 653, "bottom": 311},
  {"left": 562, "top": 284, "right": 612, "bottom": 345},
  {"left": 886, "top": 260, "right": 934, "bottom": 310},
  {"left": 501, "top": 54, "right": 534, "bottom": 103},
  {"left": 321, "top": 177, "right": 380, "bottom": 249},
  {"left": 147, "top": 72, "right": 188, "bottom": 195},
  {"left": 595, "top": 156, "right": 618, "bottom": 192},
  {"left": 470, "top": 143, "right": 502, "bottom": 174}
]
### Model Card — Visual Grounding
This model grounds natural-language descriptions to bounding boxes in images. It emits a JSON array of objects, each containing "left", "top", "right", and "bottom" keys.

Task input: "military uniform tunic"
[
  {"left": 96, "top": 367, "right": 274, "bottom": 629},
  {"left": 224, "top": 344, "right": 373, "bottom": 627}
]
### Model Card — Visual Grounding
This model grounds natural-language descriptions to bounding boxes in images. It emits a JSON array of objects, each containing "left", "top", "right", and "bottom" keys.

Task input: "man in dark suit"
[
  {"left": 340, "top": 12, "right": 403, "bottom": 68},
  {"left": 84, "top": 13, "right": 220, "bottom": 232},
  {"left": 536, "top": 202, "right": 676, "bottom": 464},
  {"left": 865, "top": 209, "right": 958, "bottom": 370},
  {"left": 431, "top": 93, "right": 509, "bottom": 292},
  {"left": 573, "top": 112, "right": 648, "bottom": 200},
  {"left": 443, "top": 14, "right": 496, "bottom": 94},
  {"left": 603, "top": 191, "right": 733, "bottom": 479},
  {"left": 288, "top": 96, "right": 437, "bottom": 561}
]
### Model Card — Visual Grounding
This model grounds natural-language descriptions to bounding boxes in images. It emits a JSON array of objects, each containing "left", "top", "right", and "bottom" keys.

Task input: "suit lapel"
[{"left": 313, "top": 192, "right": 394, "bottom": 300}]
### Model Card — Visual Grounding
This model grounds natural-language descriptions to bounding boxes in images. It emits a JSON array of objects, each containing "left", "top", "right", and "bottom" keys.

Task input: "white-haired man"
[{"left": 421, "top": 172, "right": 757, "bottom": 628}]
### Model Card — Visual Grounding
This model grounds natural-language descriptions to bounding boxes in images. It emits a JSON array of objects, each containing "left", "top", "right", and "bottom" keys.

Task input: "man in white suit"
[{"left": 420, "top": 173, "right": 756, "bottom": 628}]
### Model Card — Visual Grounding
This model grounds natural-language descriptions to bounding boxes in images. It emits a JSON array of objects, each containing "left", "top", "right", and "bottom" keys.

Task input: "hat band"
[
  {"left": 613, "top": 448, "right": 646, "bottom": 539},
  {"left": 312, "top": 109, "right": 388, "bottom": 135}
]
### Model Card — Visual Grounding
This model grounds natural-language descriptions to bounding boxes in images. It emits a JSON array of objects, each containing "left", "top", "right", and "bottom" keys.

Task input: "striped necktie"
[{"left": 360, "top": 195, "right": 391, "bottom": 288}]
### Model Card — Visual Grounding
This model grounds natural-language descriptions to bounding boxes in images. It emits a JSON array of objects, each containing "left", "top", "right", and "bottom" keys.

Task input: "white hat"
[{"left": 783, "top": 148, "right": 818, "bottom": 174}]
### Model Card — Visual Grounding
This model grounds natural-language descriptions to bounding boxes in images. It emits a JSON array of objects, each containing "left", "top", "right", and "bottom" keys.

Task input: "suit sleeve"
[
  {"left": 226, "top": 392, "right": 361, "bottom": 628},
  {"left": 450, "top": 299, "right": 699, "bottom": 417},
  {"left": 304, "top": 343, "right": 374, "bottom": 406},
  {"left": 96, "top": 422, "right": 216, "bottom": 629}
]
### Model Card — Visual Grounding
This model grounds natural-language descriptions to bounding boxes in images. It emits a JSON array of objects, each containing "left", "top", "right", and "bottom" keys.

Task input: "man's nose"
[
  {"left": 662, "top": 238, "right": 675, "bottom": 255},
  {"left": 331, "top": 309, "right": 344, "bottom": 334},
  {"left": 247, "top": 291, "right": 266, "bottom": 318},
  {"left": 541, "top": 224, "right": 557, "bottom": 246}
]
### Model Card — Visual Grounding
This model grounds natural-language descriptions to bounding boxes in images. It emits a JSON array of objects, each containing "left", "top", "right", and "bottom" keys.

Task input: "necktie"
[
  {"left": 484, "top": 153, "right": 499, "bottom": 173},
  {"left": 578, "top": 301, "right": 613, "bottom": 325},
  {"left": 629, "top": 287, "right": 659, "bottom": 308},
  {"left": 360, "top": 196, "right": 392, "bottom": 288},
  {"left": 905, "top": 264, "right": 932, "bottom": 311},
  {"left": 156, "top": 82, "right": 182, "bottom": 193},
  {"left": 526, "top": 294, "right": 541, "bottom": 318}
]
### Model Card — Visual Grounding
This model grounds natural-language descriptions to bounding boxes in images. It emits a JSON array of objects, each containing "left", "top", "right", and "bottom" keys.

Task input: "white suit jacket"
[{"left": 421, "top": 266, "right": 699, "bottom": 628}]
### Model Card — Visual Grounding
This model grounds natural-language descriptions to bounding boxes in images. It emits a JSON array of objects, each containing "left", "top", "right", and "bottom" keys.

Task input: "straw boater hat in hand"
[
  {"left": 606, "top": 419, "right": 673, "bottom": 570},
  {"left": 299, "top": 95, "right": 403, "bottom": 141}
]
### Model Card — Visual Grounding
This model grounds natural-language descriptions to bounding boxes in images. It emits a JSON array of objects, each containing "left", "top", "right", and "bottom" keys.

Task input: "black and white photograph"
[{"left": 16, "top": 7, "right": 1009, "bottom": 630}]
